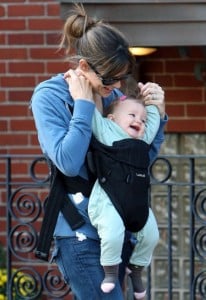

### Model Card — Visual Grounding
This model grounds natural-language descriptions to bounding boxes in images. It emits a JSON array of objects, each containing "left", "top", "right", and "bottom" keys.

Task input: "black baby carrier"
[
  {"left": 90, "top": 136, "right": 150, "bottom": 233},
  {"left": 35, "top": 136, "right": 150, "bottom": 261}
]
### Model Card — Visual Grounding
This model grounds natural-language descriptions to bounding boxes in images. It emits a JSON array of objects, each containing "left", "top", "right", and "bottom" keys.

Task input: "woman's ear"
[{"left": 79, "top": 59, "right": 90, "bottom": 72}]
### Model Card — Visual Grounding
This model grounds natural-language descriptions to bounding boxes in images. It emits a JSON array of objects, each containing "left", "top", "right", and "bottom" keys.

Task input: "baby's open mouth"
[{"left": 130, "top": 124, "right": 140, "bottom": 131}]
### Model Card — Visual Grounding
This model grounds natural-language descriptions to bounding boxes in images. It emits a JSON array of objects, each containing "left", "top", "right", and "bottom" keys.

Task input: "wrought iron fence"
[{"left": 0, "top": 154, "right": 205, "bottom": 300}]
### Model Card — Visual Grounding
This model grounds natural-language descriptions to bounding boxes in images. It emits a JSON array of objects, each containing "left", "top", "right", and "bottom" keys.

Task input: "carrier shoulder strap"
[
  {"left": 35, "top": 101, "right": 95, "bottom": 261},
  {"left": 35, "top": 160, "right": 95, "bottom": 261}
]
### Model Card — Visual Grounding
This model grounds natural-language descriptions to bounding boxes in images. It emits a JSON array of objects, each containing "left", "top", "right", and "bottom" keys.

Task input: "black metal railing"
[{"left": 0, "top": 154, "right": 205, "bottom": 300}]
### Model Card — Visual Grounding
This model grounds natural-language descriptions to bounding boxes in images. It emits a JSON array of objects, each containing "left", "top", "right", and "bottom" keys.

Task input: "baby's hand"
[{"left": 64, "top": 69, "right": 94, "bottom": 102}]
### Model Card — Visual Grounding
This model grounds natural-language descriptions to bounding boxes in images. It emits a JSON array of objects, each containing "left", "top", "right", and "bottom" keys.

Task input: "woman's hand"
[
  {"left": 138, "top": 82, "right": 165, "bottom": 119},
  {"left": 64, "top": 69, "right": 94, "bottom": 102}
]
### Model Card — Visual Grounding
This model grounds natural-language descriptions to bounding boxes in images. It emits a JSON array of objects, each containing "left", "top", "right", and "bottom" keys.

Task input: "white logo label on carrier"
[
  {"left": 72, "top": 192, "right": 84, "bottom": 204},
  {"left": 136, "top": 173, "right": 146, "bottom": 178}
]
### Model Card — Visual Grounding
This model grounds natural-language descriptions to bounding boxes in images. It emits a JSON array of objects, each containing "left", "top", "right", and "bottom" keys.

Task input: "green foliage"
[{"left": 0, "top": 243, "right": 41, "bottom": 300}]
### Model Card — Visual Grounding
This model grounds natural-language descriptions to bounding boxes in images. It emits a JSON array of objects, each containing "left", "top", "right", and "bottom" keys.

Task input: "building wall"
[
  {"left": 0, "top": 1, "right": 206, "bottom": 157},
  {"left": 0, "top": 0, "right": 68, "bottom": 155},
  {"left": 0, "top": 1, "right": 206, "bottom": 299},
  {"left": 139, "top": 47, "right": 206, "bottom": 133}
]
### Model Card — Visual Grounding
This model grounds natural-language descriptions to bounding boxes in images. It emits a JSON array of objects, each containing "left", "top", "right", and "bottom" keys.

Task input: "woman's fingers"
[
  {"left": 138, "top": 82, "right": 165, "bottom": 118},
  {"left": 64, "top": 70, "right": 94, "bottom": 102}
]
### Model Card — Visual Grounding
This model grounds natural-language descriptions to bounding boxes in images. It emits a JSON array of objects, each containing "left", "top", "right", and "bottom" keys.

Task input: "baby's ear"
[{"left": 107, "top": 113, "right": 115, "bottom": 121}]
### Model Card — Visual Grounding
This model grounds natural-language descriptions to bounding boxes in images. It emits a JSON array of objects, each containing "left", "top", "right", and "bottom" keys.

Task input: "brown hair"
[{"left": 59, "top": 3, "right": 136, "bottom": 77}]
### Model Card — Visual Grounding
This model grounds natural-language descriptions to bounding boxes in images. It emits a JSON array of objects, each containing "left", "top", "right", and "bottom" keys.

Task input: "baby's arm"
[
  {"left": 92, "top": 107, "right": 107, "bottom": 140},
  {"left": 142, "top": 105, "right": 160, "bottom": 144},
  {"left": 92, "top": 107, "right": 117, "bottom": 140}
]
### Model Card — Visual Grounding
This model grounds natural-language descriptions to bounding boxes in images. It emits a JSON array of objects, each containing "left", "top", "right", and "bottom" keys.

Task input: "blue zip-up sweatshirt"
[{"left": 31, "top": 73, "right": 168, "bottom": 239}]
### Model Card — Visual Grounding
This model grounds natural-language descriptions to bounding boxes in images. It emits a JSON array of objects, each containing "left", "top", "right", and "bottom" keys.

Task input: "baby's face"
[{"left": 109, "top": 99, "right": 147, "bottom": 139}]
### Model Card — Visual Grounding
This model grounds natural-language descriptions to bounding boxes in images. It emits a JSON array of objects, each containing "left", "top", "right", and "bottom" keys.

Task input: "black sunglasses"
[{"left": 88, "top": 63, "right": 130, "bottom": 86}]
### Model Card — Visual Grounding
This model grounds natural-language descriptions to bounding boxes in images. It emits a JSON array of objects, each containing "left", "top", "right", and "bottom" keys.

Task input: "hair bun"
[{"left": 69, "top": 4, "right": 97, "bottom": 38}]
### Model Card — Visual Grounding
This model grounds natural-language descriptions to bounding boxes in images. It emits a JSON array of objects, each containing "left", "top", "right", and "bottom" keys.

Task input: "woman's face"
[{"left": 78, "top": 59, "right": 129, "bottom": 98}]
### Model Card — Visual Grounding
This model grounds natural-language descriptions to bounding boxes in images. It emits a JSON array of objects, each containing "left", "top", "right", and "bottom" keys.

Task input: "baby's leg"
[
  {"left": 128, "top": 208, "right": 159, "bottom": 299},
  {"left": 127, "top": 265, "right": 146, "bottom": 299},
  {"left": 99, "top": 204, "right": 125, "bottom": 293},
  {"left": 89, "top": 185, "right": 125, "bottom": 293},
  {"left": 101, "top": 265, "right": 119, "bottom": 293}
]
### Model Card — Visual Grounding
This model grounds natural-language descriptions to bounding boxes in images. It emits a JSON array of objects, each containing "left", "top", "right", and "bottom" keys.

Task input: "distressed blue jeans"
[{"left": 53, "top": 237, "right": 127, "bottom": 300}]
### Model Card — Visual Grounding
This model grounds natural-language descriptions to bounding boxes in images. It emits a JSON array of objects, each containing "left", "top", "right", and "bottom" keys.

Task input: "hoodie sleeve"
[
  {"left": 31, "top": 75, "right": 95, "bottom": 176},
  {"left": 149, "top": 114, "right": 168, "bottom": 164}
]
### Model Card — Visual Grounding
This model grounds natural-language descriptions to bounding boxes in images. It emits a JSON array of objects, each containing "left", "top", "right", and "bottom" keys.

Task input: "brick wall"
[
  {"left": 140, "top": 47, "right": 206, "bottom": 133},
  {"left": 1, "top": 1, "right": 206, "bottom": 157},
  {"left": 0, "top": 0, "right": 68, "bottom": 155},
  {"left": 0, "top": 1, "right": 206, "bottom": 298}
]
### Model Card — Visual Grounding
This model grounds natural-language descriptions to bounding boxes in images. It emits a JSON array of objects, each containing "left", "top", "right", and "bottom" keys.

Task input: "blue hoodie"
[{"left": 31, "top": 73, "right": 168, "bottom": 239}]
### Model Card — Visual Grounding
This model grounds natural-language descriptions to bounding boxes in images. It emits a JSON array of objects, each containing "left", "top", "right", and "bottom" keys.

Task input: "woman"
[{"left": 31, "top": 4, "right": 167, "bottom": 300}]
